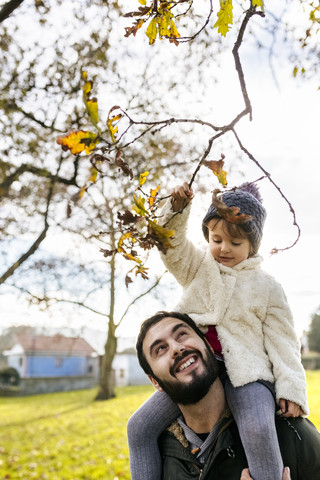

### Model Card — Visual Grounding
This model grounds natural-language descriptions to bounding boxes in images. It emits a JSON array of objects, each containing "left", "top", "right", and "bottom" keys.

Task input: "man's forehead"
[{"left": 143, "top": 317, "right": 191, "bottom": 351}]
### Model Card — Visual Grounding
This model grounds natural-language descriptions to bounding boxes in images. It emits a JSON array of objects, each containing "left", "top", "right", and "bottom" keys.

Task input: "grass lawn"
[{"left": 0, "top": 371, "right": 319, "bottom": 480}]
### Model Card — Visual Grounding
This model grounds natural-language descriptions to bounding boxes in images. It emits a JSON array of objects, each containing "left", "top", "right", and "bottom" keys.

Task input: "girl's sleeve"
[
  {"left": 158, "top": 199, "right": 206, "bottom": 288},
  {"left": 263, "top": 279, "right": 309, "bottom": 415}
]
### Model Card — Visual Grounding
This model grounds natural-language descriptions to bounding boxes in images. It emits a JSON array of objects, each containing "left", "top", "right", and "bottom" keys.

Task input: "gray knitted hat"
[{"left": 202, "top": 183, "right": 267, "bottom": 254}]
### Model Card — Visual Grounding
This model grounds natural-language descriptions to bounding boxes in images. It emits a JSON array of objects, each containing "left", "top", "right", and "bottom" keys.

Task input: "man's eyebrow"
[{"left": 148, "top": 322, "right": 191, "bottom": 356}]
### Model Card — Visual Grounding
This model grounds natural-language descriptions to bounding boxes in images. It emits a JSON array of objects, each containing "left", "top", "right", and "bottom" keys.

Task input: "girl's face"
[{"left": 207, "top": 219, "right": 251, "bottom": 268}]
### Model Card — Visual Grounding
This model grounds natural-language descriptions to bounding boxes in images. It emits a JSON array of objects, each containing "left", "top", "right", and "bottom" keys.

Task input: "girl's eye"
[{"left": 232, "top": 242, "right": 241, "bottom": 246}]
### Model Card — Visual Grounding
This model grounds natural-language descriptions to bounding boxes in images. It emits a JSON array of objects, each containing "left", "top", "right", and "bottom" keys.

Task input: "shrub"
[{"left": 0, "top": 367, "right": 20, "bottom": 386}]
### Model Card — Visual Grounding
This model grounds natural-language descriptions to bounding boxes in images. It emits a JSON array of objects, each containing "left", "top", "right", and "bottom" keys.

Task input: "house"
[
  {"left": 112, "top": 349, "right": 150, "bottom": 387},
  {"left": 3, "top": 333, "right": 99, "bottom": 379}
]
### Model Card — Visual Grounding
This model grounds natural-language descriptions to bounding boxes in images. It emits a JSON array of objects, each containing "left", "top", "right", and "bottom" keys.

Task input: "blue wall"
[{"left": 26, "top": 355, "right": 89, "bottom": 377}]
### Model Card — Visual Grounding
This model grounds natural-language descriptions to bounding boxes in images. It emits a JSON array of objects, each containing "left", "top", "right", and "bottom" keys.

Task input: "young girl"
[{"left": 127, "top": 182, "right": 309, "bottom": 480}]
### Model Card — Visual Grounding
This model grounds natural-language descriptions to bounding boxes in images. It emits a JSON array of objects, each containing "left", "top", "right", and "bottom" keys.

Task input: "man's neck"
[{"left": 177, "top": 378, "right": 226, "bottom": 434}]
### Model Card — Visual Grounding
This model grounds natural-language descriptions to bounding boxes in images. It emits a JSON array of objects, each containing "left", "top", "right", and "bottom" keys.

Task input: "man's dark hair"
[{"left": 136, "top": 311, "right": 208, "bottom": 376}]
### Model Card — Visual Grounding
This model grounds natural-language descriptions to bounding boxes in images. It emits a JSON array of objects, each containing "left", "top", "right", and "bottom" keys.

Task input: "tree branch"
[
  {"left": 0, "top": 159, "right": 66, "bottom": 285},
  {"left": 0, "top": 162, "right": 79, "bottom": 198},
  {"left": 0, "top": 0, "right": 24, "bottom": 23},
  {"left": 117, "top": 271, "right": 167, "bottom": 327},
  {"left": 231, "top": 128, "right": 301, "bottom": 253}
]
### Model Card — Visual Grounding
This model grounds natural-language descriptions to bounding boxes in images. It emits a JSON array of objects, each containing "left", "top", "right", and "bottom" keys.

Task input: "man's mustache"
[{"left": 170, "top": 349, "right": 202, "bottom": 377}]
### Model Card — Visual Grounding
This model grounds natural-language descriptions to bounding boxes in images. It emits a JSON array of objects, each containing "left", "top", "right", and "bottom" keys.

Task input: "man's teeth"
[{"left": 178, "top": 357, "right": 195, "bottom": 371}]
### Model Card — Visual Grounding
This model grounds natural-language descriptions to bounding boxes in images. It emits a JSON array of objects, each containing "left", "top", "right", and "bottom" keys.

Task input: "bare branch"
[
  {"left": 231, "top": 128, "right": 301, "bottom": 253},
  {"left": 232, "top": 5, "right": 265, "bottom": 120},
  {"left": 0, "top": 0, "right": 24, "bottom": 23},
  {"left": 0, "top": 160, "right": 79, "bottom": 198},
  {"left": 117, "top": 271, "right": 167, "bottom": 327},
  {"left": 0, "top": 159, "right": 66, "bottom": 285}
]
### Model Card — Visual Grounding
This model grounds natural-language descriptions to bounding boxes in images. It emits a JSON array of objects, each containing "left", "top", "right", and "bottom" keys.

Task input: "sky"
[{"left": 1, "top": 0, "right": 320, "bottom": 352}]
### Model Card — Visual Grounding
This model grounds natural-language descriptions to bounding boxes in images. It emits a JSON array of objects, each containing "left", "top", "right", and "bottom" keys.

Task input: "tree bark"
[{"left": 95, "top": 205, "right": 117, "bottom": 400}]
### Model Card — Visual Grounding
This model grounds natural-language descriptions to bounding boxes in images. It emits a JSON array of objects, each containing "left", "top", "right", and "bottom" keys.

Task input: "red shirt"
[{"left": 205, "top": 325, "right": 223, "bottom": 359}]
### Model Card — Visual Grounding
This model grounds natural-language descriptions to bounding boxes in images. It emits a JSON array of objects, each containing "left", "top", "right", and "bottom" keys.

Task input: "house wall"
[
  {"left": 29, "top": 355, "right": 93, "bottom": 377},
  {"left": 8, "top": 354, "right": 97, "bottom": 378},
  {"left": 113, "top": 353, "right": 150, "bottom": 387}
]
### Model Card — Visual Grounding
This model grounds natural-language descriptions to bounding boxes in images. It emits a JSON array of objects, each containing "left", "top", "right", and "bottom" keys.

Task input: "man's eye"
[
  {"left": 156, "top": 345, "right": 166, "bottom": 354},
  {"left": 177, "top": 331, "right": 187, "bottom": 339}
]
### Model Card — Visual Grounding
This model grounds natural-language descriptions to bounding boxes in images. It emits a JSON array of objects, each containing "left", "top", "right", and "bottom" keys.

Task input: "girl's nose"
[{"left": 221, "top": 242, "right": 231, "bottom": 253}]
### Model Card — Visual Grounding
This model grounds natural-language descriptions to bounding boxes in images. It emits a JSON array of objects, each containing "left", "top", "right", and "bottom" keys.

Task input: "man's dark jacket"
[{"left": 159, "top": 415, "right": 320, "bottom": 480}]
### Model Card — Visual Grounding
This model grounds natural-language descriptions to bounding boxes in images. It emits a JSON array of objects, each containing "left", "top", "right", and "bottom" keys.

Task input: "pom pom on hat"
[{"left": 202, "top": 183, "right": 267, "bottom": 254}]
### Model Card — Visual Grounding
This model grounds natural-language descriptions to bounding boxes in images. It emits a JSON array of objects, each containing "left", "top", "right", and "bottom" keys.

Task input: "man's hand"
[
  {"left": 241, "top": 467, "right": 291, "bottom": 480},
  {"left": 171, "top": 182, "right": 194, "bottom": 212},
  {"left": 279, "top": 398, "right": 303, "bottom": 418}
]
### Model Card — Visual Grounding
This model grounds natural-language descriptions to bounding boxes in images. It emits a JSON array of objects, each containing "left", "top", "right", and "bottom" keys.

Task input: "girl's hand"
[
  {"left": 279, "top": 399, "right": 302, "bottom": 418},
  {"left": 171, "top": 182, "right": 194, "bottom": 212}
]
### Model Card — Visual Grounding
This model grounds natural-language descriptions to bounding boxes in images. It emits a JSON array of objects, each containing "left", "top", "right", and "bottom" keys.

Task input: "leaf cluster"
[{"left": 123, "top": 0, "right": 265, "bottom": 45}]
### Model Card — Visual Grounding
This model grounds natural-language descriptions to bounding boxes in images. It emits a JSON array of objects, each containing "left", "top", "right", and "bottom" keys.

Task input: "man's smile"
[
  {"left": 171, "top": 351, "right": 200, "bottom": 376},
  {"left": 177, "top": 356, "right": 196, "bottom": 372}
]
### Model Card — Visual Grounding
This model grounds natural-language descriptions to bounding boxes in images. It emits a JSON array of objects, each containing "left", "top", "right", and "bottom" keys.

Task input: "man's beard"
[{"left": 152, "top": 345, "right": 219, "bottom": 405}]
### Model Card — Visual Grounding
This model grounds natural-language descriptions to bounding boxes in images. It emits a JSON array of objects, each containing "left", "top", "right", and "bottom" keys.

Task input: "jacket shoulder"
[{"left": 276, "top": 416, "right": 320, "bottom": 479}]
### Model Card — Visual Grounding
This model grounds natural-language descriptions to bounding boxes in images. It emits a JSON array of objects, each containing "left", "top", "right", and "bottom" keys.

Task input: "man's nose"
[{"left": 170, "top": 340, "right": 185, "bottom": 357}]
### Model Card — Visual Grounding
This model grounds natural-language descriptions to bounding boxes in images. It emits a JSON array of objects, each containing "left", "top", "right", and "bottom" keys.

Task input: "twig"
[{"left": 231, "top": 128, "right": 301, "bottom": 253}]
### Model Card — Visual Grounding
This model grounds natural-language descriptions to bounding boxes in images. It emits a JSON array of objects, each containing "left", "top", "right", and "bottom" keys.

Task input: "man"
[{"left": 136, "top": 311, "right": 320, "bottom": 480}]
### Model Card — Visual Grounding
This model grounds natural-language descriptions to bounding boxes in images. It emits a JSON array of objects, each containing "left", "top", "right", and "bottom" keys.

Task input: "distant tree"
[
  {"left": 308, "top": 308, "right": 320, "bottom": 354},
  {"left": 0, "top": 325, "right": 36, "bottom": 353}
]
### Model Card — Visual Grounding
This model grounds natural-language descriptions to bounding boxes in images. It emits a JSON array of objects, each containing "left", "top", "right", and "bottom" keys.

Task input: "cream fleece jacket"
[{"left": 159, "top": 200, "right": 309, "bottom": 415}]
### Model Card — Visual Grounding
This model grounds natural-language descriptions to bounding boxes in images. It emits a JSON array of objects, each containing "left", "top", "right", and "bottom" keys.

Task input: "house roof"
[{"left": 12, "top": 333, "right": 96, "bottom": 355}]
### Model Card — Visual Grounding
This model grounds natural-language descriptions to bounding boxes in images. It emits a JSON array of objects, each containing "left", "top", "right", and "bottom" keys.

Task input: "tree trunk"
[
  {"left": 95, "top": 207, "right": 117, "bottom": 401},
  {"left": 95, "top": 319, "right": 117, "bottom": 400}
]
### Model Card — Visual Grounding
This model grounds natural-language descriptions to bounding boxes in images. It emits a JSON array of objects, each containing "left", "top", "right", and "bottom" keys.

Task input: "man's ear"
[{"left": 148, "top": 374, "right": 163, "bottom": 392}]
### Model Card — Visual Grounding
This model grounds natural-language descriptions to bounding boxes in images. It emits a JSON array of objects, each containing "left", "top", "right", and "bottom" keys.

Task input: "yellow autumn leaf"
[
  {"left": 169, "top": 19, "right": 180, "bottom": 39},
  {"left": 117, "top": 232, "right": 134, "bottom": 251},
  {"left": 86, "top": 98, "right": 99, "bottom": 126},
  {"left": 214, "top": 0, "right": 233, "bottom": 37},
  {"left": 146, "top": 17, "right": 157, "bottom": 45},
  {"left": 138, "top": 0, "right": 146, "bottom": 4},
  {"left": 123, "top": 252, "right": 143, "bottom": 264},
  {"left": 293, "top": 66, "right": 298, "bottom": 77},
  {"left": 135, "top": 265, "right": 149, "bottom": 276},
  {"left": 56, "top": 130, "right": 98, "bottom": 155},
  {"left": 79, "top": 186, "right": 87, "bottom": 199},
  {"left": 88, "top": 167, "right": 97, "bottom": 183},
  {"left": 148, "top": 220, "right": 174, "bottom": 238},
  {"left": 82, "top": 81, "right": 92, "bottom": 99},
  {"left": 148, "top": 219, "right": 175, "bottom": 251},
  {"left": 139, "top": 171, "right": 149, "bottom": 186},
  {"left": 82, "top": 70, "right": 88, "bottom": 81},
  {"left": 216, "top": 170, "right": 228, "bottom": 186},
  {"left": 252, "top": 0, "right": 264, "bottom": 11},
  {"left": 149, "top": 184, "right": 161, "bottom": 207},
  {"left": 132, "top": 194, "right": 147, "bottom": 216},
  {"left": 158, "top": 11, "right": 171, "bottom": 37},
  {"left": 107, "top": 108, "right": 122, "bottom": 143}
]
